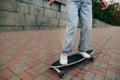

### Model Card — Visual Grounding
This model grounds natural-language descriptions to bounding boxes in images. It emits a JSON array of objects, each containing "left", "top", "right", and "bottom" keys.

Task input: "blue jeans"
[{"left": 62, "top": 0, "right": 92, "bottom": 53}]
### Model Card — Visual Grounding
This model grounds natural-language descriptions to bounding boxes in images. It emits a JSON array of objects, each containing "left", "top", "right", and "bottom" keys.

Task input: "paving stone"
[
  {"left": 22, "top": 49, "right": 33, "bottom": 55},
  {"left": 71, "top": 77, "right": 81, "bottom": 80},
  {"left": 98, "top": 54, "right": 104, "bottom": 58},
  {"left": 82, "top": 65, "right": 90, "bottom": 71},
  {"left": 100, "top": 63, "right": 108, "bottom": 69},
  {"left": 0, "top": 65, "right": 6, "bottom": 71},
  {"left": 36, "top": 55, "right": 49, "bottom": 62},
  {"left": 7, "top": 49, "right": 17, "bottom": 55},
  {"left": 93, "top": 75, "right": 104, "bottom": 80},
  {"left": 44, "top": 69, "right": 60, "bottom": 80},
  {"left": 46, "top": 78, "right": 52, "bottom": 80},
  {"left": 0, "top": 56, "right": 12, "bottom": 64},
  {"left": 0, "top": 69, "right": 14, "bottom": 80},
  {"left": 109, "top": 60, "right": 117, "bottom": 66},
  {"left": 38, "top": 65, "right": 49, "bottom": 73},
  {"left": 33, "top": 63, "right": 46, "bottom": 71},
  {"left": 0, "top": 27, "right": 120, "bottom": 80},
  {"left": 18, "top": 71, "right": 34, "bottom": 80},
  {"left": 25, "top": 59, "right": 40, "bottom": 67},
  {"left": 90, "top": 66, "right": 106, "bottom": 77},
  {"left": 115, "top": 73, "right": 120, "bottom": 80},
  {"left": 26, "top": 68, "right": 41, "bottom": 78},
  {"left": 10, "top": 63, "right": 29, "bottom": 74},
  {"left": 106, "top": 71, "right": 116, "bottom": 80},
  {"left": 8, "top": 76, "right": 21, "bottom": 80},
  {"left": 18, "top": 55, "right": 32, "bottom": 62},
  {"left": 60, "top": 74, "right": 72, "bottom": 80},
  {"left": 83, "top": 71, "right": 95, "bottom": 80},
  {"left": 116, "top": 62, "right": 120, "bottom": 67},
  {"left": 34, "top": 75, "right": 47, "bottom": 80},
  {"left": 93, "top": 61, "right": 101, "bottom": 67}
]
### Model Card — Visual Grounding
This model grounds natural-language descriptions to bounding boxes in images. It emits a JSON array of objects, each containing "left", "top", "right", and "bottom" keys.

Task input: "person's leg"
[
  {"left": 78, "top": 0, "right": 92, "bottom": 53},
  {"left": 60, "top": 0, "right": 80, "bottom": 64},
  {"left": 62, "top": 0, "right": 79, "bottom": 53}
]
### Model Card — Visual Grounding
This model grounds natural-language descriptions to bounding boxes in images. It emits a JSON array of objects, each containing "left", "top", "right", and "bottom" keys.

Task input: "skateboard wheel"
[
  {"left": 59, "top": 71, "right": 66, "bottom": 78},
  {"left": 90, "top": 57, "right": 95, "bottom": 62}
]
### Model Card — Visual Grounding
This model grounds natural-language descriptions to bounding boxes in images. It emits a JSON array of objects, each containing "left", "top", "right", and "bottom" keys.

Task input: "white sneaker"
[
  {"left": 79, "top": 51, "right": 91, "bottom": 58},
  {"left": 60, "top": 53, "right": 68, "bottom": 65}
]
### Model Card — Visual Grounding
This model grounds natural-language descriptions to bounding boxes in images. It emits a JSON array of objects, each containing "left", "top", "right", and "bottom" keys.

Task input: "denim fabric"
[{"left": 62, "top": 0, "right": 92, "bottom": 52}]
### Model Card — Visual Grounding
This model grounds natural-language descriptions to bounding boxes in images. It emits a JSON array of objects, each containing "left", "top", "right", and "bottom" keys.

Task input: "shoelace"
[{"left": 62, "top": 54, "right": 67, "bottom": 60}]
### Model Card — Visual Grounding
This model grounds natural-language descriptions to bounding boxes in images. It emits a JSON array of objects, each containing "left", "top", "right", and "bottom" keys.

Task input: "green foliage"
[{"left": 92, "top": 2, "right": 119, "bottom": 25}]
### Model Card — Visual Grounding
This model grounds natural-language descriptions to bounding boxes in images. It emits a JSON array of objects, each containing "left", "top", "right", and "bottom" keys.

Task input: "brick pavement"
[{"left": 0, "top": 26, "right": 120, "bottom": 80}]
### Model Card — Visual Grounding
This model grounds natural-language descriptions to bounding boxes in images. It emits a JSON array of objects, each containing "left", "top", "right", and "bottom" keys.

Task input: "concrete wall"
[
  {"left": 92, "top": 19, "right": 110, "bottom": 28},
  {"left": 0, "top": 0, "right": 66, "bottom": 32}
]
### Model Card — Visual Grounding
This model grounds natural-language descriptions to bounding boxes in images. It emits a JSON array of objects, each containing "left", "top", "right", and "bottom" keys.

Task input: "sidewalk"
[{"left": 0, "top": 26, "right": 120, "bottom": 80}]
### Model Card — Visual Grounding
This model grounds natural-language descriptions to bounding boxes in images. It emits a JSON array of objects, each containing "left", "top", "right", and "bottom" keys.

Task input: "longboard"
[{"left": 50, "top": 50, "right": 95, "bottom": 78}]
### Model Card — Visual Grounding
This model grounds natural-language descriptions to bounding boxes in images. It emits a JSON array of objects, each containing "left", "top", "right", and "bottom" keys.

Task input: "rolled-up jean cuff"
[
  {"left": 78, "top": 49, "right": 86, "bottom": 52},
  {"left": 62, "top": 49, "right": 72, "bottom": 53}
]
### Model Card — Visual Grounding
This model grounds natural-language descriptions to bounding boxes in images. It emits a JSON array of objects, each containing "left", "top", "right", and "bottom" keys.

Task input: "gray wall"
[{"left": 0, "top": 0, "right": 67, "bottom": 32}]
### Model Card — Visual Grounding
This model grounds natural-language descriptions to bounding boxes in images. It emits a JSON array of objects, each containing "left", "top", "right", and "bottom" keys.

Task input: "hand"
[
  {"left": 101, "top": 0, "right": 109, "bottom": 10},
  {"left": 49, "top": 0, "right": 55, "bottom": 6}
]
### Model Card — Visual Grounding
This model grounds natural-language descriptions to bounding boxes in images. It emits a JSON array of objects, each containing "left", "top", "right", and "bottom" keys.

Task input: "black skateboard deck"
[{"left": 50, "top": 50, "right": 95, "bottom": 78}]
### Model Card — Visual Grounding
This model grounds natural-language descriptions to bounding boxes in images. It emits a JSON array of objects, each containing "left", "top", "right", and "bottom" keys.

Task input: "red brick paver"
[
  {"left": 0, "top": 26, "right": 120, "bottom": 80},
  {"left": 0, "top": 69, "right": 14, "bottom": 80}
]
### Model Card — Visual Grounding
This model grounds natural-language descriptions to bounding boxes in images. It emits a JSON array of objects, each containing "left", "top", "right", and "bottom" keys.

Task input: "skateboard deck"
[{"left": 50, "top": 50, "right": 95, "bottom": 78}]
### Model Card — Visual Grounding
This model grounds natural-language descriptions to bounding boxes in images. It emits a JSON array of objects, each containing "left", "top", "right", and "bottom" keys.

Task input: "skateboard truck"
[
  {"left": 53, "top": 68, "right": 66, "bottom": 78},
  {"left": 90, "top": 56, "right": 95, "bottom": 62}
]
